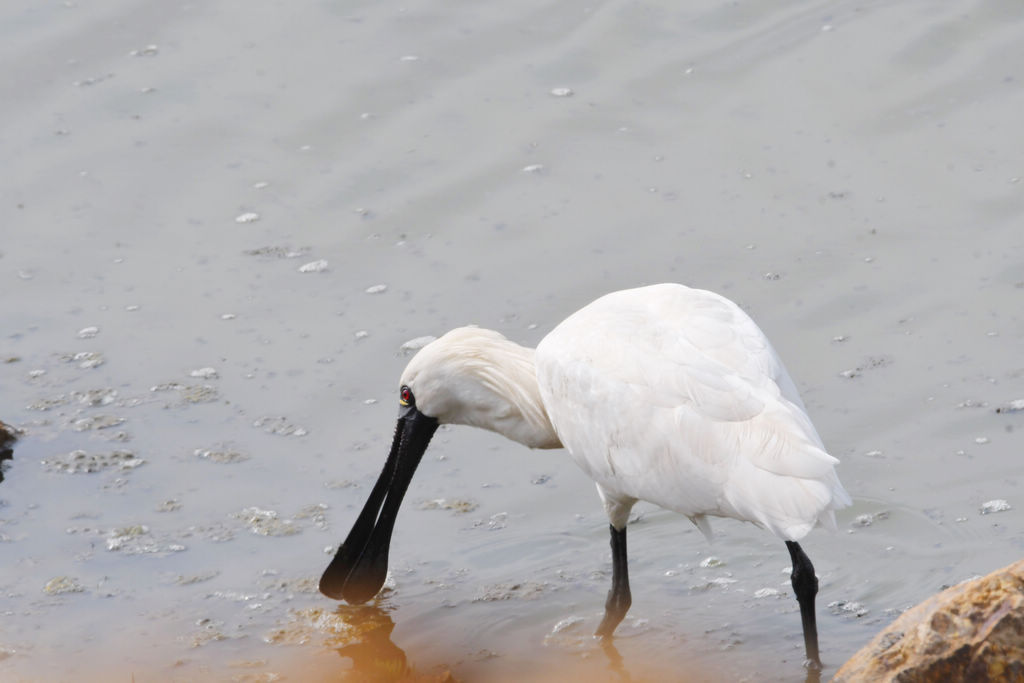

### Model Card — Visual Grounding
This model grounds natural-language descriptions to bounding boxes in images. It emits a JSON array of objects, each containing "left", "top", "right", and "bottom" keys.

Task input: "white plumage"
[{"left": 535, "top": 283, "right": 851, "bottom": 539}]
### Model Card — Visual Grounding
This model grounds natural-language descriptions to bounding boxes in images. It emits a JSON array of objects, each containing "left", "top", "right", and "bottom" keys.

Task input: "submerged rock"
[
  {"left": 834, "top": 559, "right": 1024, "bottom": 682},
  {"left": 0, "top": 420, "right": 17, "bottom": 484}
]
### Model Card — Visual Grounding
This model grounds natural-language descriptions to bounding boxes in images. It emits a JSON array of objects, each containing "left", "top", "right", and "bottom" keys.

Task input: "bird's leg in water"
[
  {"left": 596, "top": 524, "right": 632, "bottom": 637},
  {"left": 786, "top": 541, "right": 822, "bottom": 670}
]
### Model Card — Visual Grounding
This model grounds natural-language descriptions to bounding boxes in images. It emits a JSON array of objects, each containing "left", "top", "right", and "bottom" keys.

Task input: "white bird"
[{"left": 321, "top": 283, "right": 851, "bottom": 669}]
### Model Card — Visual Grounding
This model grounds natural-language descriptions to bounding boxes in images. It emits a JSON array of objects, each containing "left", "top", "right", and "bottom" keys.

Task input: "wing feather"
[{"left": 536, "top": 283, "right": 850, "bottom": 540}]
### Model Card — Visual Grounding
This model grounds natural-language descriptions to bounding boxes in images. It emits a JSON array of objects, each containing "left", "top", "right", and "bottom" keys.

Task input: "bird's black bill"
[{"left": 319, "top": 405, "right": 438, "bottom": 603}]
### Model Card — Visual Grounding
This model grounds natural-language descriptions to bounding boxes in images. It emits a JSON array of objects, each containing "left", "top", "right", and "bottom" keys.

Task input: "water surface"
[{"left": 2, "top": 0, "right": 1023, "bottom": 680}]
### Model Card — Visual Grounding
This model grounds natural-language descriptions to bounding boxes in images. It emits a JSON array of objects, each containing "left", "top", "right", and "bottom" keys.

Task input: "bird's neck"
[{"left": 460, "top": 337, "right": 563, "bottom": 450}]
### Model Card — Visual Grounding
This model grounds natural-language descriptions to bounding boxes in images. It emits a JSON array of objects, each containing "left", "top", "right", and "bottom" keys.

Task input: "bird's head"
[
  {"left": 397, "top": 327, "right": 529, "bottom": 426},
  {"left": 319, "top": 327, "right": 557, "bottom": 604}
]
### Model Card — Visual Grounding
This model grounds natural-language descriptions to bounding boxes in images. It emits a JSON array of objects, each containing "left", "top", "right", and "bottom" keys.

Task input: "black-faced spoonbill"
[{"left": 320, "top": 283, "right": 851, "bottom": 669}]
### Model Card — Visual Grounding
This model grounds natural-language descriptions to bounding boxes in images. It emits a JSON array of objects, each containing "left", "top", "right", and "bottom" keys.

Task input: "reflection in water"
[
  {"left": 328, "top": 606, "right": 643, "bottom": 682},
  {"left": 331, "top": 604, "right": 410, "bottom": 681},
  {"left": 600, "top": 637, "right": 631, "bottom": 681},
  {"left": 0, "top": 420, "right": 16, "bottom": 484},
  {"left": 804, "top": 663, "right": 823, "bottom": 683}
]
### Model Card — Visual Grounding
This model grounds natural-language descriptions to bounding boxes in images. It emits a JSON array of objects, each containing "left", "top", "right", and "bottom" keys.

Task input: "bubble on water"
[
  {"left": 474, "top": 581, "right": 546, "bottom": 602},
  {"left": 473, "top": 512, "right": 508, "bottom": 530},
  {"left": 28, "top": 395, "right": 70, "bottom": 411},
  {"left": 354, "top": 330, "right": 369, "bottom": 340},
  {"left": 974, "top": 436, "right": 990, "bottom": 445},
  {"left": 958, "top": 399, "right": 985, "bottom": 409},
  {"left": 42, "top": 449, "right": 144, "bottom": 474},
  {"left": 550, "top": 616, "right": 584, "bottom": 634},
  {"left": 980, "top": 499, "right": 1011, "bottom": 515},
  {"left": 252, "top": 416, "right": 308, "bottom": 437},
  {"left": 754, "top": 587, "right": 781, "bottom": 598},
  {"left": 828, "top": 600, "right": 868, "bottom": 617},
  {"left": 73, "top": 388, "right": 117, "bottom": 406},
  {"left": 840, "top": 355, "right": 892, "bottom": 379},
  {"left": 700, "top": 556, "right": 724, "bottom": 568},
  {"left": 77, "top": 326, "right": 99, "bottom": 339},
  {"left": 156, "top": 499, "right": 183, "bottom": 512},
  {"left": 298, "top": 259, "right": 329, "bottom": 273},
  {"left": 71, "top": 414, "right": 125, "bottom": 431},
  {"left": 851, "top": 511, "right": 889, "bottom": 527},
  {"left": 261, "top": 574, "right": 319, "bottom": 595},
  {"left": 63, "top": 351, "right": 104, "bottom": 369},
  {"left": 129, "top": 44, "right": 159, "bottom": 57},
  {"left": 105, "top": 525, "right": 145, "bottom": 549},
  {"left": 400, "top": 55, "right": 420, "bottom": 62},
  {"left": 195, "top": 446, "right": 249, "bottom": 464},
  {"left": 234, "top": 507, "right": 300, "bottom": 537},
  {"left": 420, "top": 498, "right": 478, "bottom": 514},
  {"left": 185, "top": 523, "right": 235, "bottom": 543},
  {"left": 995, "top": 399, "right": 1024, "bottom": 413},
  {"left": 550, "top": 87, "right": 574, "bottom": 97},
  {"left": 363, "top": 398, "right": 377, "bottom": 405},
  {"left": 125, "top": 305, "right": 140, "bottom": 312},
  {"left": 151, "top": 382, "right": 219, "bottom": 404},
  {"left": 244, "top": 245, "right": 310, "bottom": 259},
  {"left": 221, "top": 313, "right": 236, "bottom": 320},
  {"left": 365, "top": 284, "right": 388, "bottom": 294},
  {"left": 43, "top": 576, "right": 85, "bottom": 595},
  {"left": 265, "top": 606, "right": 365, "bottom": 646},
  {"left": 522, "top": 164, "right": 545, "bottom": 174},
  {"left": 235, "top": 212, "right": 260, "bottom": 224},
  {"left": 400, "top": 335, "right": 436, "bottom": 354},
  {"left": 28, "top": 369, "right": 46, "bottom": 378},
  {"left": 190, "top": 367, "right": 218, "bottom": 379},
  {"left": 864, "top": 449, "right": 884, "bottom": 458},
  {"left": 175, "top": 571, "right": 220, "bottom": 586},
  {"left": 253, "top": 181, "right": 269, "bottom": 189},
  {"left": 187, "top": 617, "right": 231, "bottom": 648},
  {"left": 73, "top": 74, "right": 114, "bottom": 87}
]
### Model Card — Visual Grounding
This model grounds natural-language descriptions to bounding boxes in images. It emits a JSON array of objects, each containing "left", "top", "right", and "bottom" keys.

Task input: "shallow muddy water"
[{"left": 2, "top": 0, "right": 1023, "bottom": 680}]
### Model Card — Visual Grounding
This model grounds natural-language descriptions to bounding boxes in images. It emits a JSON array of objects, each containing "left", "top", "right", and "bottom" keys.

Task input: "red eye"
[{"left": 400, "top": 386, "right": 412, "bottom": 404}]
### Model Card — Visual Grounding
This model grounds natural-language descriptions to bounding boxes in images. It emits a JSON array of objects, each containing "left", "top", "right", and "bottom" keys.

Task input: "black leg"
[
  {"left": 596, "top": 524, "right": 632, "bottom": 638},
  {"left": 786, "top": 541, "right": 822, "bottom": 670}
]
